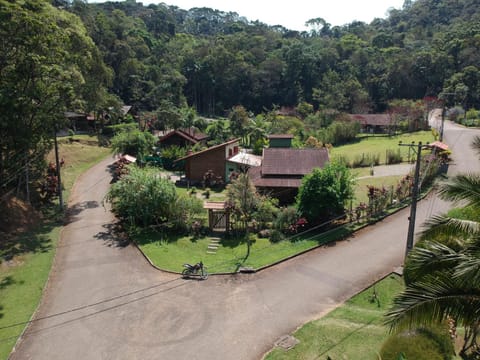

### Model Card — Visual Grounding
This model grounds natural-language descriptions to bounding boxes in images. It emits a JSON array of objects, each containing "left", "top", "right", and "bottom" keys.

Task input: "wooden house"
[
  {"left": 249, "top": 135, "right": 330, "bottom": 203},
  {"left": 159, "top": 128, "right": 208, "bottom": 148},
  {"left": 347, "top": 114, "right": 393, "bottom": 134},
  {"left": 176, "top": 138, "right": 240, "bottom": 185}
]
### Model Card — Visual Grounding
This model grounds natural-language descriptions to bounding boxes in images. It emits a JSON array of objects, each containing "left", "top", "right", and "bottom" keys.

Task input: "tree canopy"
[{"left": 296, "top": 162, "right": 355, "bottom": 223}]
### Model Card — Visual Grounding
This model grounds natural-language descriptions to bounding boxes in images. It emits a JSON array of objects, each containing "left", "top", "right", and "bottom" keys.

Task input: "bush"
[
  {"left": 380, "top": 327, "right": 454, "bottom": 360},
  {"left": 110, "top": 129, "right": 156, "bottom": 158},
  {"left": 317, "top": 120, "right": 360, "bottom": 145},
  {"left": 274, "top": 206, "right": 300, "bottom": 234},
  {"left": 386, "top": 149, "right": 403, "bottom": 164},
  {"left": 253, "top": 196, "right": 279, "bottom": 229},
  {"left": 160, "top": 145, "right": 187, "bottom": 170},
  {"left": 269, "top": 229, "right": 284, "bottom": 243},
  {"left": 297, "top": 162, "right": 355, "bottom": 223},
  {"left": 105, "top": 167, "right": 203, "bottom": 232},
  {"left": 351, "top": 152, "right": 380, "bottom": 167}
]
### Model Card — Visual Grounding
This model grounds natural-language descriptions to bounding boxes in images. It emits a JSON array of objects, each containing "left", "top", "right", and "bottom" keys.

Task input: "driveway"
[{"left": 10, "top": 120, "right": 480, "bottom": 360}]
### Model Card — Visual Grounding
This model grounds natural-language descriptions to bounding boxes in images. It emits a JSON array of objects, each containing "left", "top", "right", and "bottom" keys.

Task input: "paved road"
[{"left": 10, "top": 120, "right": 480, "bottom": 360}]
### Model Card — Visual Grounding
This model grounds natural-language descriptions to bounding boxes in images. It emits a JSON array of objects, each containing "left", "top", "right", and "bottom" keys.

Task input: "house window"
[
  {"left": 229, "top": 149, "right": 233, "bottom": 157},
  {"left": 234, "top": 146, "right": 239, "bottom": 154}
]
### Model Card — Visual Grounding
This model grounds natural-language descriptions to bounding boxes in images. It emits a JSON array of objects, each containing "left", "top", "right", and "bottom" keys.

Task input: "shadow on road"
[
  {"left": 66, "top": 201, "right": 100, "bottom": 221},
  {"left": 94, "top": 222, "right": 129, "bottom": 248}
]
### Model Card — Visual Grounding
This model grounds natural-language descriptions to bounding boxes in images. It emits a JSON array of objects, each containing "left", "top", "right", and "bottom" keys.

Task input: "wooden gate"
[{"left": 204, "top": 202, "right": 230, "bottom": 232}]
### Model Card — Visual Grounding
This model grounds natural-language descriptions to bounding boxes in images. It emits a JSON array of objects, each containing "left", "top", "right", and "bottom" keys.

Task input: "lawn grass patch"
[
  {"left": 0, "top": 137, "right": 110, "bottom": 359},
  {"left": 331, "top": 131, "right": 434, "bottom": 166},
  {"left": 48, "top": 135, "right": 111, "bottom": 201},
  {"left": 264, "top": 274, "right": 405, "bottom": 360},
  {"left": 354, "top": 175, "right": 403, "bottom": 206},
  {"left": 0, "top": 226, "right": 59, "bottom": 360},
  {"left": 136, "top": 226, "right": 351, "bottom": 273}
]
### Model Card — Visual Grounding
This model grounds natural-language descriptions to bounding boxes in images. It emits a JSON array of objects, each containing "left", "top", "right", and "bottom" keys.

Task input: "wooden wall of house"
[{"left": 185, "top": 146, "right": 226, "bottom": 183}]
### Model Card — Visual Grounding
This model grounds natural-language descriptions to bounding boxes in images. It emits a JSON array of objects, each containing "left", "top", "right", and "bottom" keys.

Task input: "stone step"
[{"left": 206, "top": 251, "right": 217, "bottom": 254}]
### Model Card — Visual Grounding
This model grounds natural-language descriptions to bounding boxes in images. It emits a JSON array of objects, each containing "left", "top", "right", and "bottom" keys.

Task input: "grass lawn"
[
  {"left": 0, "top": 226, "right": 60, "bottom": 360},
  {"left": 0, "top": 136, "right": 110, "bottom": 359},
  {"left": 354, "top": 175, "right": 404, "bottom": 206},
  {"left": 136, "top": 226, "right": 351, "bottom": 273},
  {"left": 49, "top": 135, "right": 112, "bottom": 201},
  {"left": 331, "top": 131, "right": 434, "bottom": 165},
  {"left": 264, "top": 274, "right": 405, "bottom": 360}
]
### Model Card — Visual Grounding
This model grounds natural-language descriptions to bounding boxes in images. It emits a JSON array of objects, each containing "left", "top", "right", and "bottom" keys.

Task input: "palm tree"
[{"left": 385, "top": 136, "right": 480, "bottom": 360}]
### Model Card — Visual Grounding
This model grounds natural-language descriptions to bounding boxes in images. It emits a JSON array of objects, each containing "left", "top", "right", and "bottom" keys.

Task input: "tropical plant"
[{"left": 385, "top": 140, "right": 480, "bottom": 359}]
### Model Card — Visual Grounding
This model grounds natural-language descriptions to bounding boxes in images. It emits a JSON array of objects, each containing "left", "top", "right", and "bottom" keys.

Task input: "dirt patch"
[{"left": 0, "top": 194, "right": 40, "bottom": 238}]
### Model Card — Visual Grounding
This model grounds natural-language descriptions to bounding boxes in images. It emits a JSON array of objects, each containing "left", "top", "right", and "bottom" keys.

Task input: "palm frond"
[
  {"left": 472, "top": 135, "right": 480, "bottom": 157},
  {"left": 385, "top": 274, "right": 480, "bottom": 332},
  {"left": 420, "top": 214, "right": 480, "bottom": 240},
  {"left": 404, "top": 242, "right": 459, "bottom": 284},
  {"left": 454, "top": 250, "right": 480, "bottom": 288},
  {"left": 438, "top": 174, "right": 480, "bottom": 208}
]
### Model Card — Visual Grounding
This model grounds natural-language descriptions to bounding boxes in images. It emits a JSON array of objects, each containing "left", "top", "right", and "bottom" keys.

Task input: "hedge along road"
[{"left": 9, "top": 120, "right": 480, "bottom": 360}]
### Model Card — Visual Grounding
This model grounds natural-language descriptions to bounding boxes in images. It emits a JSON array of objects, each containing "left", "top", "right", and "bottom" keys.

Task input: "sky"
[{"left": 142, "top": 0, "right": 406, "bottom": 30}]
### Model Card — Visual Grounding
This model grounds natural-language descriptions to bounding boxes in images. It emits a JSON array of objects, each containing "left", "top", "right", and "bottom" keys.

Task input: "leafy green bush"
[
  {"left": 351, "top": 152, "right": 380, "bottom": 167},
  {"left": 297, "top": 162, "right": 355, "bottom": 223},
  {"left": 386, "top": 149, "right": 403, "bottom": 164},
  {"left": 274, "top": 206, "right": 300, "bottom": 234},
  {"left": 269, "top": 229, "right": 284, "bottom": 243},
  {"left": 110, "top": 129, "right": 156, "bottom": 158},
  {"left": 253, "top": 196, "right": 279, "bottom": 229},
  {"left": 160, "top": 145, "right": 187, "bottom": 170},
  {"left": 317, "top": 120, "right": 360, "bottom": 145},
  {"left": 380, "top": 327, "right": 454, "bottom": 360},
  {"left": 105, "top": 166, "right": 203, "bottom": 231}
]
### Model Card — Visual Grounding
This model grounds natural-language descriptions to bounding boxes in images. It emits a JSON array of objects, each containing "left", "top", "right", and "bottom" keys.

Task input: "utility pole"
[
  {"left": 53, "top": 126, "right": 64, "bottom": 211},
  {"left": 399, "top": 141, "right": 423, "bottom": 257},
  {"left": 440, "top": 107, "right": 446, "bottom": 142}
]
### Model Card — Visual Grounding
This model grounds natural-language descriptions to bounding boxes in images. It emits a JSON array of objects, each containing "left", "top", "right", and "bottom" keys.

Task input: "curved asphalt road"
[{"left": 10, "top": 119, "right": 480, "bottom": 360}]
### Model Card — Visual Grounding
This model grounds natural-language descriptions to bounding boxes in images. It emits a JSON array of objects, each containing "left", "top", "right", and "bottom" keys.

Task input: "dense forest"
[
  {"left": 63, "top": 0, "right": 480, "bottom": 116},
  {"left": 1, "top": 0, "right": 480, "bottom": 200}
]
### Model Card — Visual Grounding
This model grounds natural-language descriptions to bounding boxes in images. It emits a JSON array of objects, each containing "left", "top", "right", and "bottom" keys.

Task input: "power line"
[{"left": 0, "top": 277, "right": 183, "bottom": 332}]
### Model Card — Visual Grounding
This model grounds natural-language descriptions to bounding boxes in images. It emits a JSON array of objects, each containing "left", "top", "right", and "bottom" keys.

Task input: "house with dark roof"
[
  {"left": 347, "top": 114, "right": 393, "bottom": 134},
  {"left": 176, "top": 138, "right": 241, "bottom": 185},
  {"left": 159, "top": 128, "right": 209, "bottom": 148},
  {"left": 249, "top": 135, "right": 330, "bottom": 203}
]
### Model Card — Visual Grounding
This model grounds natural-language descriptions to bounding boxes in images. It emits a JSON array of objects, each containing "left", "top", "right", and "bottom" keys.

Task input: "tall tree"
[
  {"left": 226, "top": 173, "right": 260, "bottom": 258},
  {"left": 0, "top": 0, "right": 108, "bottom": 196}
]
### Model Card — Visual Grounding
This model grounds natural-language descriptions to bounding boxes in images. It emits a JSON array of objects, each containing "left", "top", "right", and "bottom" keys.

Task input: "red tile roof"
[
  {"left": 428, "top": 141, "right": 449, "bottom": 151},
  {"left": 160, "top": 129, "right": 198, "bottom": 144},
  {"left": 175, "top": 138, "right": 241, "bottom": 162},
  {"left": 178, "top": 127, "right": 208, "bottom": 141},
  {"left": 261, "top": 148, "right": 329, "bottom": 176},
  {"left": 249, "top": 148, "right": 330, "bottom": 188}
]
